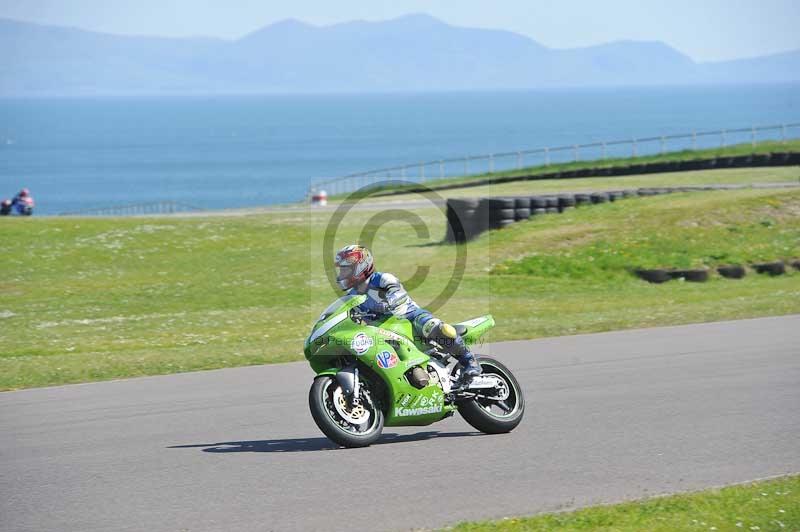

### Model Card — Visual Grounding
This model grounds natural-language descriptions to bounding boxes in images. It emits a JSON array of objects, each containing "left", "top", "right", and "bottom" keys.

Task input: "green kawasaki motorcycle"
[{"left": 304, "top": 294, "right": 525, "bottom": 447}]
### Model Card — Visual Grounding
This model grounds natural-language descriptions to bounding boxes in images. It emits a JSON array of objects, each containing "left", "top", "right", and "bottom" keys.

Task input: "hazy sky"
[{"left": 1, "top": 0, "right": 798, "bottom": 62}]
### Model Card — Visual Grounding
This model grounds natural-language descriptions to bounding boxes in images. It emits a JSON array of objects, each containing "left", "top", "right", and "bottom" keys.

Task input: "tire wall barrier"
[
  {"left": 444, "top": 183, "right": 792, "bottom": 243},
  {"left": 391, "top": 151, "right": 800, "bottom": 198},
  {"left": 635, "top": 261, "right": 795, "bottom": 283}
]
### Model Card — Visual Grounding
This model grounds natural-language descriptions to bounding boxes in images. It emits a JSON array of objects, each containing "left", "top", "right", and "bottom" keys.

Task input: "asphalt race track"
[{"left": 2, "top": 316, "right": 798, "bottom": 532}]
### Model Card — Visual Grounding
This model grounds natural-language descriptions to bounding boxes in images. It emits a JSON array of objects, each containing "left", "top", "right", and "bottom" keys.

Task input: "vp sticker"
[
  {"left": 376, "top": 350, "right": 398, "bottom": 369},
  {"left": 350, "top": 333, "right": 373, "bottom": 355}
]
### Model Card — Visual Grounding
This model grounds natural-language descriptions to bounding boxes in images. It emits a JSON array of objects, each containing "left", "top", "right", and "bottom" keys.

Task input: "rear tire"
[
  {"left": 458, "top": 357, "right": 525, "bottom": 434},
  {"left": 309, "top": 376, "right": 384, "bottom": 448}
]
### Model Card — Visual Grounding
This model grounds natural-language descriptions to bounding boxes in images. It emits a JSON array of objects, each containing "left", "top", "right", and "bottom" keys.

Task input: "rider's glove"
[{"left": 376, "top": 301, "right": 392, "bottom": 314}]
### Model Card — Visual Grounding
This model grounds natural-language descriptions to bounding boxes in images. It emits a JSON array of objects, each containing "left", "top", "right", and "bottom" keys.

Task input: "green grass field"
[
  {"left": 1, "top": 179, "right": 799, "bottom": 390},
  {"left": 448, "top": 474, "right": 799, "bottom": 532}
]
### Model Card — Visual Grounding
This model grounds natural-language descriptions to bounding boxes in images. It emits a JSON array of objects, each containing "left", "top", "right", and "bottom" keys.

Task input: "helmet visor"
[{"left": 336, "top": 265, "right": 355, "bottom": 289}]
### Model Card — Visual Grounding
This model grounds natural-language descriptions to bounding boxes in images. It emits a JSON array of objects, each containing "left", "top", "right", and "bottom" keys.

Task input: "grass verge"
[
  {"left": 448, "top": 474, "right": 799, "bottom": 531},
  {"left": 1, "top": 186, "right": 798, "bottom": 390}
]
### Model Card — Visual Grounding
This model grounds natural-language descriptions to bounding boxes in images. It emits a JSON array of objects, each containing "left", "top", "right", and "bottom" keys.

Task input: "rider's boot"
[
  {"left": 436, "top": 322, "right": 482, "bottom": 379},
  {"left": 421, "top": 318, "right": 483, "bottom": 379},
  {"left": 458, "top": 351, "right": 482, "bottom": 378}
]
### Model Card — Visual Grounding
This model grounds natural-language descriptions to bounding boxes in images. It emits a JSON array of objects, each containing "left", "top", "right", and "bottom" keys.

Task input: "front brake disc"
[{"left": 332, "top": 386, "right": 371, "bottom": 425}]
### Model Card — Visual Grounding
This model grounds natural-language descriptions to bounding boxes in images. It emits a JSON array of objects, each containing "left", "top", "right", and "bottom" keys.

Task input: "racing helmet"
[{"left": 334, "top": 244, "right": 374, "bottom": 290}]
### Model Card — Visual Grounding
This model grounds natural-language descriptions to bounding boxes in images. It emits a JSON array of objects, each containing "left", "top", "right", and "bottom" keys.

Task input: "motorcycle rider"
[
  {"left": 334, "top": 244, "right": 482, "bottom": 378},
  {"left": 11, "top": 188, "right": 34, "bottom": 215}
]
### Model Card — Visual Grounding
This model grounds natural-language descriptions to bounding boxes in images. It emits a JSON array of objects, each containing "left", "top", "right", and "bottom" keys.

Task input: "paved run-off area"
[{"left": 1, "top": 315, "right": 798, "bottom": 532}]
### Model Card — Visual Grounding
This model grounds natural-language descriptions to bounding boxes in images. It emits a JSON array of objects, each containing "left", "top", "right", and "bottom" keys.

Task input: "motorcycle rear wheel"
[
  {"left": 309, "top": 375, "right": 384, "bottom": 448},
  {"left": 458, "top": 356, "right": 525, "bottom": 434}
]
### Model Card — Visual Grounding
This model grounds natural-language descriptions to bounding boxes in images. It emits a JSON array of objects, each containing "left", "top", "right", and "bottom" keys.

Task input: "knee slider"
[{"left": 420, "top": 318, "right": 441, "bottom": 339}]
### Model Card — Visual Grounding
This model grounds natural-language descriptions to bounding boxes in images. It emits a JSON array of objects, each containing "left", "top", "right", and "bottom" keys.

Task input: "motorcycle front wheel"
[
  {"left": 458, "top": 356, "right": 525, "bottom": 434},
  {"left": 308, "top": 375, "right": 384, "bottom": 448}
]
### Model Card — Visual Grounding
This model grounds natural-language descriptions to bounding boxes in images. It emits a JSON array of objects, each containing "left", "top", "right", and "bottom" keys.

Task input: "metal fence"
[
  {"left": 308, "top": 122, "right": 800, "bottom": 198},
  {"left": 59, "top": 201, "right": 203, "bottom": 217}
]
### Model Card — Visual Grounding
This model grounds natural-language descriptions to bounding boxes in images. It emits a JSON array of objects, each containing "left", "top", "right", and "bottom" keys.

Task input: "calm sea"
[{"left": 1, "top": 84, "right": 799, "bottom": 215}]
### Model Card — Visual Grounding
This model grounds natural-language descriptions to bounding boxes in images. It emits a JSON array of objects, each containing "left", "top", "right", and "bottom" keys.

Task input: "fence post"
[
  {"left": 544, "top": 147, "right": 550, "bottom": 166},
  {"left": 573, "top": 145, "right": 579, "bottom": 162},
  {"left": 692, "top": 131, "right": 697, "bottom": 150},
  {"left": 660, "top": 136, "right": 666, "bottom": 154},
  {"left": 632, "top": 138, "right": 637, "bottom": 157},
  {"left": 517, "top": 151, "right": 522, "bottom": 169},
  {"left": 489, "top": 154, "right": 494, "bottom": 173}
]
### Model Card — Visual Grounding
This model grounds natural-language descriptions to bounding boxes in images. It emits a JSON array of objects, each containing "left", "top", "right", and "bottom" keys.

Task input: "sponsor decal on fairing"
[
  {"left": 376, "top": 328, "right": 404, "bottom": 341},
  {"left": 376, "top": 350, "right": 398, "bottom": 369},
  {"left": 395, "top": 405, "right": 443, "bottom": 416},
  {"left": 350, "top": 333, "right": 373, "bottom": 355},
  {"left": 395, "top": 390, "right": 443, "bottom": 416}
]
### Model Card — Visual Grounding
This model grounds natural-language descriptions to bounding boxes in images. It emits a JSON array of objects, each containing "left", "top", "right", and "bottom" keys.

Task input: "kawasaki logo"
[{"left": 395, "top": 405, "right": 443, "bottom": 417}]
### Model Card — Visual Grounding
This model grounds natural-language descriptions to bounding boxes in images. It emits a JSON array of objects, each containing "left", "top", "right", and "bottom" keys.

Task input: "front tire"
[
  {"left": 309, "top": 376, "right": 384, "bottom": 448},
  {"left": 458, "top": 356, "right": 525, "bottom": 434}
]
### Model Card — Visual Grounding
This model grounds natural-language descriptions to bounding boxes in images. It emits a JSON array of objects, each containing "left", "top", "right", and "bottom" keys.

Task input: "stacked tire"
[
  {"left": 487, "top": 198, "right": 516, "bottom": 231},
  {"left": 558, "top": 194, "right": 576, "bottom": 212},
  {"left": 514, "top": 197, "right": 531, "bottom": 221},
  {"left": 769, "top": 153, "right": 790, "bottom": 166},
  {"left": 530, "top": 196, "right": 547, "bottom": 215},
  {"left": 609, "top": 191, "right": 625, "bottom": 202},
  {"left": 445, "top": 198, "right": 485, "bottom": 243}
]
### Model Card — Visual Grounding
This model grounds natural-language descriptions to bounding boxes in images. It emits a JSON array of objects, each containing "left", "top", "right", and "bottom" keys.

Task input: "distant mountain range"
[{"left": 2, "top": 14, "right": 799, "bottom": 95}]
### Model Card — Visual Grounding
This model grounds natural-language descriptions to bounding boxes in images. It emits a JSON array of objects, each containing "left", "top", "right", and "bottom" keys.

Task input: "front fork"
[{"left": 336, "top": 364, "right": 366, "bottom": 407}]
